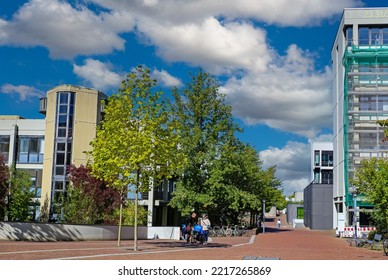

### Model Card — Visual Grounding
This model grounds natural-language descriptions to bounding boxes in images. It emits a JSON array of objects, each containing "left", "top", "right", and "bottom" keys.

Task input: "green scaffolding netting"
[{"left": 341, "top": 45, "right": 388, "bottom": 207}]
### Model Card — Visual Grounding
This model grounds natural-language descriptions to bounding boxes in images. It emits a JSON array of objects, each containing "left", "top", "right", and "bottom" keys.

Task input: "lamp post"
[
  {"left": 262, "top": 199, "right": 266, "bottom": 234},
  {"left": 353, "top": 192, "right": 358, "bottom": 241}
]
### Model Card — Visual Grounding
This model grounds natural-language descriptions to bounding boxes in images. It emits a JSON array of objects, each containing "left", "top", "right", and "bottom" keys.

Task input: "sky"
[{"left": 1, "top": 0, "right": 387, "bottom": 196}]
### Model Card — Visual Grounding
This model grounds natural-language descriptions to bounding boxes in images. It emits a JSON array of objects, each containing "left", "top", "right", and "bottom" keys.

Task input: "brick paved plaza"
[{"left": 0, "top": 215, "right": 387, "bottom": 260}]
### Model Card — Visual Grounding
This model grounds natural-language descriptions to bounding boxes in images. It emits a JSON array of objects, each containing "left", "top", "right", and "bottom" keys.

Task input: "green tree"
[
  {"left": 210, "top": 142, "right": 282, "bottom": 224},
  {"left": 8, "top": 168, "right": 34, "bottom": 222},
  {"left": 169, "top": 70, "right": 283, "bottom": 224},
  {"left": 89, "top": 66, "right": 185, "bottom": 250},
  {"left": 0, "top": 154, "right": 10, "bottom": 221},
  {"left": 351, "top": 157, "right": 388, "bottom": 231},
  {"left": 169, "top": 71, "right": 241, "bottom": 216}
]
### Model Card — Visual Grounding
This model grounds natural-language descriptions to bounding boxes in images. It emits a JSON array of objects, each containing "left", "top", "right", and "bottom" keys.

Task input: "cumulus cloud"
[
  {"left": 0, "top": 0, "right": 362, "bottom": 60},
  {"left": 259, "top": 133, "right": 333, "bottom": 195},
  {"left": 0, "top": 84, "right": 45, "bottom": 101},
  {"left": 73, "top": 59, "right": 124, "bottom": 91},
  {"left": 137, "top": 17, "right": 270, "bottom": 74},
  {"left": 0, "top": 0, "right": 134, "bottom": 58},
  {"left": 90, "top": 0, "right": 362, "bottom": 26},
  {"left": 260, "top": 141, "right": 311, "bottom": 195},
  {"left": 152, "top": 69, "right": 182, "bottom": 87},
  {"left": 222, "top": 44, "right": 332, "bottom": 138}
]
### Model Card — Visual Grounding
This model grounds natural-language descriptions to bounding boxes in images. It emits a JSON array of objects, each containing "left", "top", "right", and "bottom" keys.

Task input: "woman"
[{"left": 200, "top": 214, "right": 211, "bottom": 244}]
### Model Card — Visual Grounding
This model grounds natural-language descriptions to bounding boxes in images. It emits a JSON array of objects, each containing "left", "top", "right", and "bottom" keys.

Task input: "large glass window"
[
  {"left": 322, "top": 170, "right": 333, "bottom": 184},
  {"left": 17, "top": 136, "right": 44, "bottom": 164},
  {"left": 51, "top": 91, "right": 75, "bottom": 220},
  {"left": 321, "top": 151, "right": 333, "bottom": 167},
  {"left": 359, "top": 26, "right": 388, "bottom": 46}
]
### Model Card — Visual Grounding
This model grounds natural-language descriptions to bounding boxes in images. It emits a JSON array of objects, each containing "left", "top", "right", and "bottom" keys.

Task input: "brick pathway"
[{"left": 0, "top": 215, "right": 387, "bottom": 260}]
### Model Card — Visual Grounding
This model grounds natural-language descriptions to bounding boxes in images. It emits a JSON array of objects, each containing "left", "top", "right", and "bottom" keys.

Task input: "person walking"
[
  {"left": 200, "top": 214, "right": 211, "bottom": 244},
  {"left": 277, "top": 218, "right": 281, "bottom": 229}
]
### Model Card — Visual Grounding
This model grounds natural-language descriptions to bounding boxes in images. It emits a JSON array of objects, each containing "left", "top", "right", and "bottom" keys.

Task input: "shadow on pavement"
[
  {"left": 261, "top": 227, "right": 292, "bottom": 233},
  {"left": 143, "top": 240, "right": 232, "bottom": 249}
]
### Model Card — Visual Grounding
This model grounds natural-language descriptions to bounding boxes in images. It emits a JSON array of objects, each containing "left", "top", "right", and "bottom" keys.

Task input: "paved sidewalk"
[{"left": 0, "top": 215, "right": 387, "bottom": 260}]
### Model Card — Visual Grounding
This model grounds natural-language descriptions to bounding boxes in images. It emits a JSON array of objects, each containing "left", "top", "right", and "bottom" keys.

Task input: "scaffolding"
[{"left": 342, "top": 45, "right": 388, "bottom": 207}]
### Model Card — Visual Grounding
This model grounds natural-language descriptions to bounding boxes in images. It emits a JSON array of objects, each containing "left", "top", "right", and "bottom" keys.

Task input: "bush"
[{"left": 367, "top": 229, "right": 377, "bottom": 240}]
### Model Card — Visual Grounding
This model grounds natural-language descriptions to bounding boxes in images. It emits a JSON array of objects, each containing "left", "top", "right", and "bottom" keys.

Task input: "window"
[
  {"left": 314, "top": 171, "right": 320, "bottom": 183},
  {"left": 359, "top": 26, "right": 388, "bottom": 46},
  {"left": 314, "top": 151, "right": 320, "bottom": 166},
  {"left": 321, "top": 151, "right": 333, "bottom": 167},
  {"left": 51, "top": 91, "right": 75, "bottom": 217},
  {"left": 321, "top": 170, "right": 333, "bottom": 184},
  {"left": 17, "top": 136, "right": 44, "bottom": 164},
  {"left": 0, "top": 136, "right": 10, "bottom": 162},
  {"left": 345, "top": 26, "right": 353, "bottom": 46},
  {"left": 29, "top": 174, "right": 42, "bottom": 199},
  {"left": 359, "top": 27, "right": 369, "bottom": 45}
]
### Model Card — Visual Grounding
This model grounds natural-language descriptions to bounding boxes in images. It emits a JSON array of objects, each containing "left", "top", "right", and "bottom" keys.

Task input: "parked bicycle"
[
  {"left": 230, "top": 225, "right": 247, "bottom": 237},
  {"left": 383, "top": 231, "right": 388, "bottom": 256}
]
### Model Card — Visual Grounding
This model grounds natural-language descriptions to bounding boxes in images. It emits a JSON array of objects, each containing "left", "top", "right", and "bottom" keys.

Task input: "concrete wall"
[
  {"left": 0, "top": 222, "right": 180, "bottom": 241},
  {"left": 304, "top": 183, "right": 333, "bottom": 230},
  {"left": 286, "top": 204, "right": 303, "bottom": 226}
]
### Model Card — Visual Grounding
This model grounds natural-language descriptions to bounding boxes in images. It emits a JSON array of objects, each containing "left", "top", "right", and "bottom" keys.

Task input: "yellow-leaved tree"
[{"left": 89, "top": 66, "right": 185, "bottom": 250}]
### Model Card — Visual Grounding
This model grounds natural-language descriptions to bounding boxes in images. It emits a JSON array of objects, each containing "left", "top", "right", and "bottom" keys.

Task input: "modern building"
[
  {"left": 332, "top": 8, "right": 388, "bottom": 229},
  {"left": 311, "top": 142, "right": 333, "bottom": 185},
  {"left": 0, "top": 85, "right": 178, "bottom": 225},
  {"left": 303, "top": 142, "right": 334, "bottom": 230},
  {"left": 0, "top": 115, "right": 45, "bottom": 219}
]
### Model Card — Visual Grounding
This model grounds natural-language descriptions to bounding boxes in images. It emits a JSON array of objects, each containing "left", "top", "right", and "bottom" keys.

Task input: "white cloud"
[
  {"left": 137, "top": 17, "right": 270, "bottom": 74},
  {"left": 0, "top": 84, "right": 45, "bottom": 101},
  {"left": 0, "top": 19, "right": 7, "bottom": 42},
  {"left": 260, "top": 141, "right": 311, "bottom": 195},
  {"left": 90, "top": 0, "right": 362, "bottom": 26},
  {"left": 73, "top": 59, "right": 124, "bottom": 91},
  {"left": 1, "top": 0, "right": 361, "bottom": 60},
  {"left": 152, "top": 69, "right": 182, "bottom": 87},
  {"left": 260, "top": 133, "right": 333, "bottom": 195},
  {"left": 222, "top": 44, "right": 332, "bottom": 138},
  {"left": 0, "top": 0, "right": 134, "bottom": 58}
]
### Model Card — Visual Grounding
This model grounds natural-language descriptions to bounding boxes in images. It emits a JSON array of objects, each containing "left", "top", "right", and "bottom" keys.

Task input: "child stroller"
[{"left": 191, "top": 224, "right": 205, "bottom": 244}]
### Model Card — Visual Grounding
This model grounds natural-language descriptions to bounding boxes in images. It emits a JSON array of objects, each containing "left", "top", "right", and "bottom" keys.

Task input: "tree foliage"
[
  {"left": 64, "top": 165, "right": 121, "bottom": 224},
  {"left": 351, "top": 157, "right": 388, "bottom": 231},
  {"left": 169, "top": 71, "right": 239, "bottom": 216},
  {"left": 0, "top": 154, "right": 10, "bottom": 220},
  {"left": 8, "top": 168, "right": 34, "bottom": 222},
  {"left": 169, "top": 71, "right": 282, "bottom": 224},
  {"left": 119, "top": 201, "right": 149, "bottom": 226},
  {"left": 89, "top": 65, "right": 185, "bottom": 193}
]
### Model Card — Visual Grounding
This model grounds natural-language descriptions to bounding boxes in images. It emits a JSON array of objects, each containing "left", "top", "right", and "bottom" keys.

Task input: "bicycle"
[
  {"left": 230, "top": 225, "right": 245, "bottom": 237},
  {"left": 212, "top": 225, "right": 232, "bottom": 237},
  {"left": 383, "top": 232, "right": 388, "bottom": 256}
]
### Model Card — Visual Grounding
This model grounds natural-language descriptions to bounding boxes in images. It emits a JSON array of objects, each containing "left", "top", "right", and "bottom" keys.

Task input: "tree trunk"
[
  {"left": 117, "top": 189, "right": 123, "bottom": 247},
  {"left": 134, "top": 169, "right": 140, "bottom": 251}
]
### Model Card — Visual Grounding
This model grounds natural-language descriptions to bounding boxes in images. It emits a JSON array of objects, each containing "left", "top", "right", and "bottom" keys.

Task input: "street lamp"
[
  {"left": 262, "top": 199, "right": 266, "bottom": 234},
  {"left": 353, "top": 192, "right": 358, "bottom": 241}
]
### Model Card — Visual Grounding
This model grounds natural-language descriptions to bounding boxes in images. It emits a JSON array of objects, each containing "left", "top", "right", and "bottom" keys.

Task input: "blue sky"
[{"left": 0, "top": 0, "right": 385, "bottom": 195}]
